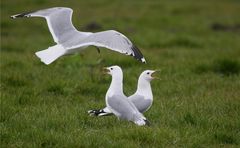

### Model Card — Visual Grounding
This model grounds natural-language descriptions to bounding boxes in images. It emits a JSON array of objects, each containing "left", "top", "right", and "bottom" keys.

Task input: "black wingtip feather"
[
  {"left": 144, "top": 119, "right": 151, "bottom": 126},
  {"left": 88, "top": 109, "right": 111, "bottom": 116},
  {"left": 11, "top": 10, "right": 35, "bottom": 19},
  {"left": 131, "top": 45, "right": 146, "bottom": 63}
]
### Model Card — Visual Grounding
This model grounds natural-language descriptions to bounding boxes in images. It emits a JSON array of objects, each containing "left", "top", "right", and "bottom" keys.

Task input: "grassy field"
[{"left": 1, "top": 0, "right": 240, "bottom": 147}]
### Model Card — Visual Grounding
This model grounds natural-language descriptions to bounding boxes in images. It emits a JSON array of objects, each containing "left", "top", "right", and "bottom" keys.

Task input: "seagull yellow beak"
[
  {"left": 151, "top": 70, "right": 161, "bottom": 79},
  {"left": 102, "top": 67, "right": 110, "bottom": 74}
]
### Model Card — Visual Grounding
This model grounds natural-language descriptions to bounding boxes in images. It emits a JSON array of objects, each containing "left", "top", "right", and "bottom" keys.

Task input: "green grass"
[{"left": 1, "top": 0, "right": 240, "bottom": 147}]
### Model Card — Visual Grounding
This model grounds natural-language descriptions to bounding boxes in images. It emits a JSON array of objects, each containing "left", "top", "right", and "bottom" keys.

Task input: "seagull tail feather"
[
  {"left": 134, "top": 115, "right": 150, "bottom": 126},
  {"left": 134, "top": 119, "right": 147, "bottom": 126},
  {"left": 35, "top": 45, "right": 65, "bottom": 65}
]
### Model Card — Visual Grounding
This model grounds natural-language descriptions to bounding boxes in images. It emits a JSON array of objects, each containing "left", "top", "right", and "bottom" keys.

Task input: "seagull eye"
[
  {"left": 147, "top": 72, "right": 150, "bottom": 75},
  {"left": 110, "top": 68, "right": 113, "bottom": 70}
]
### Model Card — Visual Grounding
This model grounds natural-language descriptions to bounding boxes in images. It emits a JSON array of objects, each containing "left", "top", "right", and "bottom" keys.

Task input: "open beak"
[
  {"left": 151, "top": 70, "right": 161, "bottom": 79},
  {"left": 102, "top": 67, "right": 110, "bottom": 74}
]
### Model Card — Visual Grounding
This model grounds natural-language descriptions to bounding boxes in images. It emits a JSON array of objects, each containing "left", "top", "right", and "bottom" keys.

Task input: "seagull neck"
[
  {"left": 109, "top": 74, "right": 123, "bottom": 94},
  {"left": 136, "top": 78, "right": 152, "bottom": 97}
]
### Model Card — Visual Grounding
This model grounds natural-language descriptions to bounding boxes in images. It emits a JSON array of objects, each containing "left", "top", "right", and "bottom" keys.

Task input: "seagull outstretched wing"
[
  {"left": 11, "top": 7, "right": 82, "bottom": 44},
  {"left": 75, "top": 30, "right": 146, "bottom": 63}
]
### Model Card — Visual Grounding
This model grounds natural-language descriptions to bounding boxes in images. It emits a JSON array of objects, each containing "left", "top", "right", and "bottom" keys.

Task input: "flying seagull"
[
  {"left": 11, "top": 7, "right": 146, "bottom": 65},
  {"left": 102, "top": 65, "right": 150, "bottom": 126},
  {"left": 88, "top": 69, "right": 159, "bottom": 116}
]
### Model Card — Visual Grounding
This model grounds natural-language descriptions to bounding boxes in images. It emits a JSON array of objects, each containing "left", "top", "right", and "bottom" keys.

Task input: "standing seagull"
[
  {"left": 103, "top": 65, "right": 149, "bottom": 126},
  {"left": 11, "top": 7, "right": 146, "bottom": 65},
  {"left": 88, "top": 70, "right": 159, "bottom": 116}
]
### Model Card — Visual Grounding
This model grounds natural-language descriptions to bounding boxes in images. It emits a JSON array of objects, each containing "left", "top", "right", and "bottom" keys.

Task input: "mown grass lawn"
[{"left": 1, "top": 0, "right": 240, "bottom": 147}]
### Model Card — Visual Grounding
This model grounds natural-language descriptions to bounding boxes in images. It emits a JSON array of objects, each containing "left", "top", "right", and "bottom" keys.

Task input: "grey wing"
[
  {"left": 81, "top": 30, "right": 146, "bottom": 63},
  {"left": 129, "top": 94, "right": 152, "bottom": 113},
  {"left": 108, "top": 94, "right": 138, "bottom": 120},
  {"left": 11, "top": 7, "right": 82, "bottom": 44}
]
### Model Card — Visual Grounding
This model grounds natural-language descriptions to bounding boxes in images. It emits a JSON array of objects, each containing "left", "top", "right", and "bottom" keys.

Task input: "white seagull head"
[
  {"left": 103, "top": 65, "right": 123, "bottom": 77},
  {"left": 140, "top": 70, "right": 160, "bottom": 81}
]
